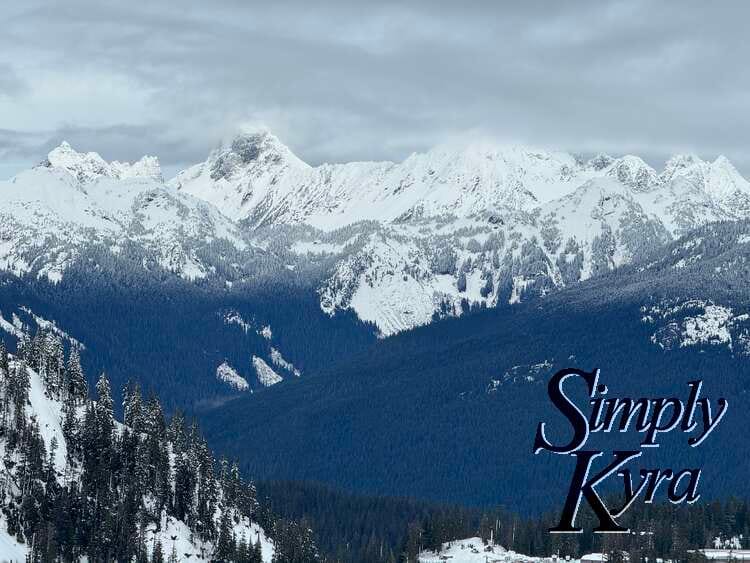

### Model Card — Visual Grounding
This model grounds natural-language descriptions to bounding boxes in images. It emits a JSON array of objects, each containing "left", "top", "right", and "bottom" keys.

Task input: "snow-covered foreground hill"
[
  {"left": 0, "top": 330, "right": 280, "bottom": 562},
  {"left": 4, "top": 133, "right": 750, "bottom": 335}
]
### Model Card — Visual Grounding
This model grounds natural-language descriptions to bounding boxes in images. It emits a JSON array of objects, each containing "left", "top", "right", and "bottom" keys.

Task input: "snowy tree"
[
  {"left": 216, "top": 508, "right": 236, "bottom": 560},
  {"left": 123, "top": 380, "right": 144, "bottom": 432},
  {"left": 65, "top": 346, "right": 87, "bottom": 404},
  {"left": 95, "top": 372, "right": 114, "bottom": 423}
]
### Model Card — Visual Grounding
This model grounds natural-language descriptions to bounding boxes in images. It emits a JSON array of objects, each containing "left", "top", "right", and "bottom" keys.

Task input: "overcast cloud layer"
[{"left": 1, "top": 1, "right": 748, "bottom": 179}]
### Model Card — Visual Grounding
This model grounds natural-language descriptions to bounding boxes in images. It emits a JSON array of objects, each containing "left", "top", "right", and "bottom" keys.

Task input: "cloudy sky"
[{"left": 1, "top": 1, "right": 748, "bottom": 179}]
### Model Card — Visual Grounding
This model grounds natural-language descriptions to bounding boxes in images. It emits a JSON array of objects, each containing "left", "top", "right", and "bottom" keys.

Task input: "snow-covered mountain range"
[
  {"left": 0, "top": 142, "right": 250, "bottom": 283},
  {"left": 4, "top": 132, "right": 750, "bottom": 335}
]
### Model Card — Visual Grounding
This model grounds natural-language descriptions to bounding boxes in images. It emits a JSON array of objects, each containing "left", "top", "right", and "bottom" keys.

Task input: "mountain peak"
[
  {"left": 605, "top": 155, "right": 659, "bottom": 192},
  {"left": 587, "top": 153, "right": 615, "bottom": 171},
  {"left": 206, "top": 130, "right": 307, "bottom": 182},
  {"left": 44, "top": 141, "right": 110, "bottom": 184},
  {"left": 662, "top": 153, "right": 749, "bottom": 199},
  {"left": 666, "top": 153, "right": 704, "bottom": 166},
  {"left": 230, "top": 130, "right": 287, "bottom": 162},
  {"left": 47, "top": 140, "right": 95, "bottom": 159},
  {"left": 712, "top": 154, "right": 736, "bottom": 171},
  {"left": 663, "top": 153, "right": 705, "bottom": 178},
  {"left": 706, "top": 154, "right": 750, "bottom": 198},
  {"left": 41, "top": 142, "right": 162, "bottom": 184},
  {"left": 111, "top": 155, "right": 163, "bottom": 182}
]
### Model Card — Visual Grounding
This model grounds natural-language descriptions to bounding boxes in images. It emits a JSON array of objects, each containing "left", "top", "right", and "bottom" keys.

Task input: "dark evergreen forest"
[
  {"left": 258, "top": 479, "right": 750, "bottom": 563},
  {"left": 0, "top": 260, "right": 377, "bottom": 415}
]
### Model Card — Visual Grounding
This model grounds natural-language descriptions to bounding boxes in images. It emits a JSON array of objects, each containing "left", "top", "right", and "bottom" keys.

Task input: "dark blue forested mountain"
[
  {"left": 0, "top": 252, "right": 377, "bottom": 413},
  {"left": 199, "top": 220, "right": 750, "bottom": 513}
]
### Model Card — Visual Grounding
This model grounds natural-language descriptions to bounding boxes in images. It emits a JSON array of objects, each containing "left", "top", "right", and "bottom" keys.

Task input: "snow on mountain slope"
[
  {"left": 16, "top": 305, "right": 86, "bottom": 349},
  {"left": 269, "top": 347, "right": 301, "bottom": 377},
  {"left": 24, "top": 359, "right": 69, "bottom": 474},
  {"left": 0, "top": 359, "right": 71, "bottom": 563},
  {"left": 45, "top": 141, "right": 163, "bottom": 184},
  {"left": 643, "top": 299, "right": 750, "bottom": 355},
  {"left": 172, "top": 132, "right": 591, "bottom": 229},
  {"left": 0, "top": 523, "right": 27, "bottom": 563},
  {"left": 304, "top": 179, "right": 670, "bottom": 335},
  {"left": 143, "top": 512, "right": 274, "bottom": 563},
  {"left": 6, "top": 134, "right": 750, "bottom": 336},
  {"left": 216, "top": 361, "right": 250, "bottom": 391},
  {"left": 0, "top": 142, "right": 249, "bottom": 281},
  {"left": 252, "top": 356, "right": 283, "bottom": 387},
  {"left": 0, "top": 311, "right": 24, "bottom": 338}
]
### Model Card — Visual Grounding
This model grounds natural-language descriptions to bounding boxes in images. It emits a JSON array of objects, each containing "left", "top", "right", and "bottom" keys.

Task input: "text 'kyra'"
[{"left": 533, "top": 368, "right": 728, "bottom": 533}]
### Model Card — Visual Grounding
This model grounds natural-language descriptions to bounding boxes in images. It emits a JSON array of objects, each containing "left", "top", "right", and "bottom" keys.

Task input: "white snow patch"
[
  {"left": 681, "top": 305, "right": 734, "bottom": 347},
  {"left": 216, "top": 361, "right": 250, "bottom": 391},
  {"left": 419, "top": 538, "right": 562, "bottom": 563},
  {"left": 252, "top": 356, "right": 283, "bottom": 387},
  {"left": 0, "top": 311, "right": 24, "bottom": 338},
  {"left": 270, "top": 347, "right": 301, "bottom": 377},
  {"left": 0, "top": 522, "right": 27, "bottom": 563},
  {"left": 19, "top": 306, "right": 85, "bottom": 349},
  {"left": 259, "top": 325, "right": 273, "bottom": 340},
  {"left": 144, "top": 510, "right": 274, "bottom": 562},
  {"left": 224, "top": 310, "right": 252, "bottom": 333},
  {"left": 645, "top": 300, "right": 743, "bottom": 351}
]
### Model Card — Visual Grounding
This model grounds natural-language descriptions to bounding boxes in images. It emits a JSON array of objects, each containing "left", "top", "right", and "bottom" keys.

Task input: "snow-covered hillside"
[
  {"left": 217, "top": 361, "right": 251, "bottom": 391},
  {"left": 418, "top": 537, "right": 599, "bottom": 563},
  {"left": 642, "top": 299, "right": 750, "bottom": 355},
  {"left": 0, "top": 331, "right": 278, "bottom": 562},
  {"left": 5, "top": 133, "right": 750, "bottom": 335}
]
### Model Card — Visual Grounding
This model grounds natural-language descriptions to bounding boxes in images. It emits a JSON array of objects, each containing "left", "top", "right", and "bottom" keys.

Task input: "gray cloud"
[
  {"left": 0, "top": 64, "right": 28, "bottom": 98},
  {"left": 1, "top": 0, "right": 749, "bottom": 178}
]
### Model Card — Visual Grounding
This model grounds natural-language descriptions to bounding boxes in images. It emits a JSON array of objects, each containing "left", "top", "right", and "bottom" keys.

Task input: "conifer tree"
[
  {"left": 216, "top": 507, "right": 236, "bottom": 560},
  {"left": 65, "top": 346, "right": 87, "bottom": 404},
  {"left": 123, "top": 380, "right": 144, "bottom": 432},
  {"left": 0, "top": 340, "right": 8, "bottom": 376},
  {"left": 251, "top": 537, "right": 264, "bottom": 563},
  {"left": 95, "top": 372, "right": 114, "bottom": 421}
]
